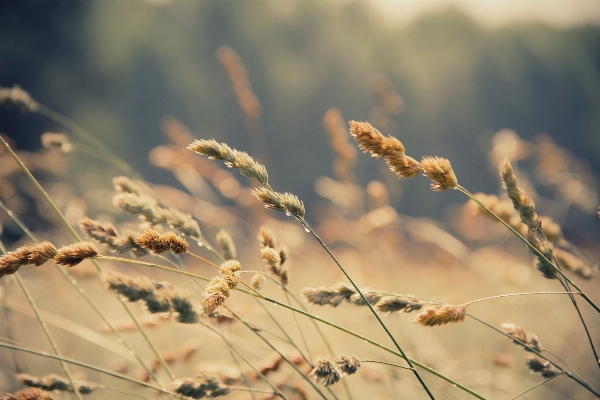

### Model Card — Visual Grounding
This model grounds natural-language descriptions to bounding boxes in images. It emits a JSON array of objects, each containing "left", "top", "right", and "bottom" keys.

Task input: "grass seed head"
[
  {"left": 335, "top": 356, "right": 361, "bottom": 375},
  {"left": 27, "top": 241, "right": 57, "bottom": 266},
  {"left": 421, "top": 156, "right": 458, "bottom": 191},
  {"left": 54, "top": 242, "right": 98, "bottom": 267},
  {"left": 41, "top": 133, "right": 72, "bottom": 154},
  {"left": 410, "top": 304, "right": 467, "bottom": 327},
  {"left": 251, "top": 273, "right": 266, "bottom": 290},
  {"left": 309, "top": 359, "right": 342, "bottom": 386}
]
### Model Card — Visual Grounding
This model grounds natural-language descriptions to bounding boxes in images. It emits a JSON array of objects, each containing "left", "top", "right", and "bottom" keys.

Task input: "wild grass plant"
[{"left": 0, "top": 48, "right": 599, "bottom": 400}]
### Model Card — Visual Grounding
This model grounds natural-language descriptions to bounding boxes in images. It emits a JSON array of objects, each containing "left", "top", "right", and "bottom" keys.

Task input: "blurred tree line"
[{"left": 1, "top": 0, "right": 599, "bottom": 221}]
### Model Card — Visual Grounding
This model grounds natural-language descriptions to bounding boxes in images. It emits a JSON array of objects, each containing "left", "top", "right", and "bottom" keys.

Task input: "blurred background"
[
  {"left": 1, "top": 0, "right": 599, "bottom": 227},
  {"left": 2, "top": 1, "right": 600, "bottom": 399}
]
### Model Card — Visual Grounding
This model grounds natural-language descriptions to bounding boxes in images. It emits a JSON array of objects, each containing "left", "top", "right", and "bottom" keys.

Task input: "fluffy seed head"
[
  {"left": 54, "top": 242, "right": 98, "bottom": 267},
  {"left": 5, "top": 387, "right": 56, "bottom": 400},
  {"left": 220, "top": 259, "right": 241, "bottom": 273},
  {"left": 113, "top": 193, "right": 166, "bottom": 224},
  {"left": 112, "top": 176, "right": 141, "bottom": 195},
  {"left": 410, "top": 304, "right": 467, "bottom": 327},
  {"left": 349, "top": 121, "right": 388, "bottom": 158},
  {"left": 261, "top": 247, "right": 281, "bottom": 267},
  {"left": 202, "top": 276, "right": 231, "bottom": 315},
  {"left": 421, "top": 156, "right": 458, "bottom": 191},
  {"left": 499, "top": 159, "right": 537, "bottom": 227},
  {"left": 136, "top": 228, "right": 189, "bottom": 254},
  {"left": 502, "top": 323, "right": 543, "bottom": 352},
  {"left": 163, "top": 208, "right": 202, "bottom": 238}
]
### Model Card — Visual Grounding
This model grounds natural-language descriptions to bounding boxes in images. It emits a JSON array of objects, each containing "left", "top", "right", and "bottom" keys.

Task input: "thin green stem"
[
  {"left": 463, "top": 291, "right": 580, "bottom": 306},
  {"left": 13, "top": 274, "right": 83, "bottom": 400},
  {"left": 509, "top": 372, "right": 562, "bottom": 400},
  {"left": 361, "top": 360, "right": 414, "bottom": 370}
]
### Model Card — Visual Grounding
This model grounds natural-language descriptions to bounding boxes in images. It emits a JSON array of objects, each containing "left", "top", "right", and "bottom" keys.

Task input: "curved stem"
[
  {"left": 463, "top": 291, "right": 580, "bottom": 306},
  {"left": 361, "top": 360, "right": 414, "bottom": 370},
  {"left": 509, "top": 372, "right": 562, "bottom": 400}
]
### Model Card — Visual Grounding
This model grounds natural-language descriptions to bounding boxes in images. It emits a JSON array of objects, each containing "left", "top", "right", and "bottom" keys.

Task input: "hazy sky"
[{"left": 369, "top": 0, "right": 600, "bottom": 27}]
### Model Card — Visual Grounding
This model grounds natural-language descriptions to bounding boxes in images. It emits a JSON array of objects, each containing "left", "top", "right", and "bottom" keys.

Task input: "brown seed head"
[
  {"left": 525, "top": 356, "right": 559, "bottom": 378},
  {"left": 28, "top": 241, "right": 57, "bottom": 266},
  {"left": 113, "top": 193, "right": 166, "bottom": 224},
  {"left": 54, "top": 242, "right": 98, "bottom": 267},
  {"left": 309, "top": 359, "right": 341, "bottom": 386},
  {"left": 499, "top": 159, "right": 537, "bottom": 227},
  {"left": 335, "top": 356, "right": 361, "bottom": 375},
  {"left": 7, "top": 387, "right": 56, "bottom": 400},
  {"left": 375, "top": 296, "right": 423, "bottom": 313},
  {"left": 0, "top": 246, "right": 31, "bottom": 278},
  {"left": 164, "top": 208, "right": 202, "bottom": 238},
  {"left": 421, "top": 156, "right": 458, "bottom": 191},
  {"left": 136, "top": 228, "right": 189, "bottom": 254},
  {"left": 410, "top": 304, "right": 467, "bottom": 327}
]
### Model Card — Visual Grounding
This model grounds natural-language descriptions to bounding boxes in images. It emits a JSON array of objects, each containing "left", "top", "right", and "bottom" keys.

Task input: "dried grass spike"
[
  {"left": 54, "top": 242, "right": 98, "bottom": 267},
  {"left": 421, "top": 156, "right": 458, "bottom": 191},
  {"left": 170, "top": 289, "right": 200, "bottom": 324},
  {"left": 27, "top": 241, "right": 57, "bottom": 266},
  {"left": 525, "top": 356, "right": 559, "bottom": 378},
  {"left": 410, "top": 304, "right": 467, "bottom": 327},
  {"left": 0, "top": 246, "right": 30, "bottom": 278},
  {"left": 202, "top": 276, "right": 231, "bottom": 315},
  {"left": 376, "top": 296, "right": 423, "bottom": 313},
  {"left": 8, "top": 388, "right": 55, "bottom": 400}
]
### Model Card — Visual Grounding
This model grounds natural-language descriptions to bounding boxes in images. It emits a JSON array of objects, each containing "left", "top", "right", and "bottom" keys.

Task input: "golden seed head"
[
  {"left": 375, "top": 296, "right": 423, "bottom": 313},
  {"left": 27, "top": 241, "right": 58, "bottom": 266},
  {"left": 387, "top": 154, "right": 422, "bottom": 179},
  {"left": 202, "top": 276, "right": 231, "bottom": 315},
  {"left": 410, "top": 304, "right": 467, "bottom": 327},
  {"left": 261, "top": 247, "right": 281, "bottom": 267},
  {"left": 136, "top": 228, "right": 189, "bottom": 254},
  {"left": 54, "top": 242, "right": 98, "bottom": 267},
  {"left": 349, "top": 121, "right": 388, "bottom": 158},
  {"left": 220, "top": 260, "right": 241, "bottom": 273},
  {"left": 113, "top": 193, "right": 166, "bottom": 224},
  {"left": 499, "top": 159, "right": 538, "bottom": 227},
  {"left": 0, "top": 246, "right": 31, "bottom": 278},
  {"left": 187, "top": 139, "right": 234, "bottom": 161},
  {"left": 221, "top": 270, "right": 240, "bottom": 290},
  {"left": 164, "top": 207, "right": 202, "bottom": 238},
  {"left": 7, "top": 387, "right": 56, "bottom": 400},
  {"left": 421, "top": 156, "right": 458, "bottom": 191},
  {"left": 251, "top": 188, "right": 305, "bottom": 219}
]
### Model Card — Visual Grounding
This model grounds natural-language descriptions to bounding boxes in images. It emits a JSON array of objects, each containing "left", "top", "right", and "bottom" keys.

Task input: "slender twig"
[
  {"left": 509, "top": 372, "right": 562, "bottom": 400},
  {"left": 361, "top": 360, "right": 414, "bottom": 370},
  {"left": 463, "top": 291, "right": 580, "bottom": 306}
]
